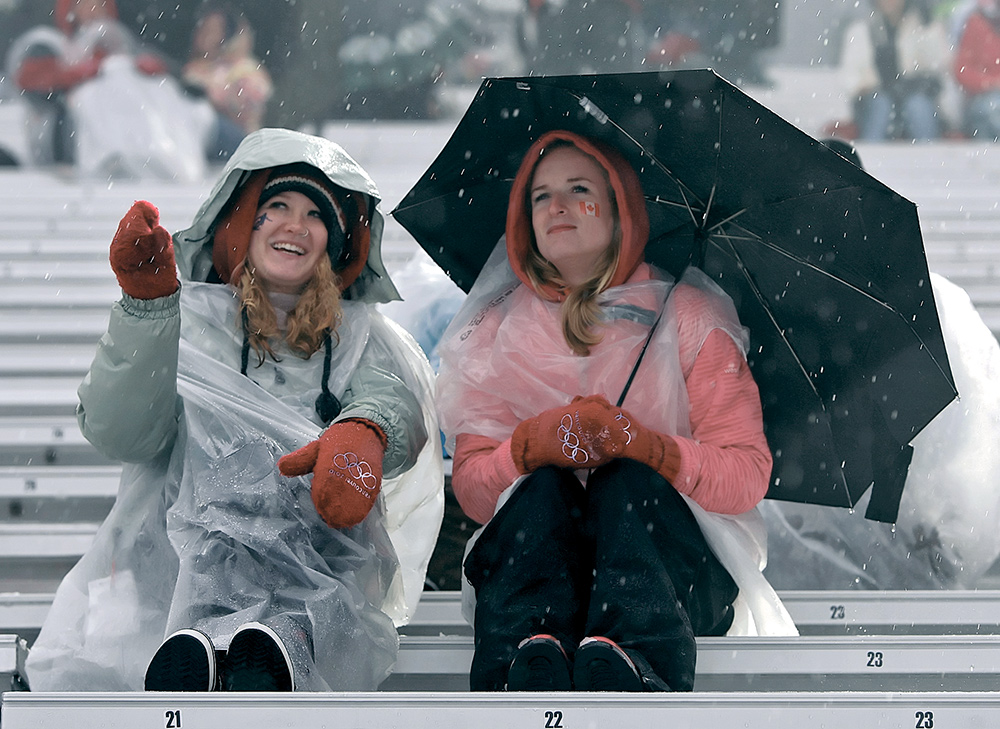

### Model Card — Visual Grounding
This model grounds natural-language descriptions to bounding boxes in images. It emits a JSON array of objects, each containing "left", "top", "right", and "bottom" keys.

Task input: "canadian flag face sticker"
[{"left": 580, "top": 201, "right": 600, "bottom": 217}]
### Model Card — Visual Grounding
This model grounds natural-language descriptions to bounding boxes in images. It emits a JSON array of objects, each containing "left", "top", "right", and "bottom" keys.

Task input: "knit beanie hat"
[
  {"left": 212, "top": 163, "right": 361, "bottom": 287},
  {"left": 259, "top": 165, "right": 348, "bottom": 258}
]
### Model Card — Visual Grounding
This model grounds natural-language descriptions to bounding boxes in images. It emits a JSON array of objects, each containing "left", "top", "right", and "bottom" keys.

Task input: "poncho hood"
[
  {"left": 505, "top": 130, "right": 650, "bottom": 301},
  {"left": 174, "top": 127, "right": 400, "bottom": 304}
]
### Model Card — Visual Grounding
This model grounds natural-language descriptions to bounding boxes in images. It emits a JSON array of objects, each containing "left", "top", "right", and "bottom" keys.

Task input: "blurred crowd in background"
[
  {"left": 0, "top": 0, "right": 781, "bottom": 130},
  {"left": 3, "top": 0, "right": 1000, "bottom": 168}
]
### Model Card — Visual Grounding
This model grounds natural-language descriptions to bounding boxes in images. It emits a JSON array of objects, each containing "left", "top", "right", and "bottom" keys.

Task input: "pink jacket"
[{"left": 450, "top": 285, "right": 773, "bottom": 524}]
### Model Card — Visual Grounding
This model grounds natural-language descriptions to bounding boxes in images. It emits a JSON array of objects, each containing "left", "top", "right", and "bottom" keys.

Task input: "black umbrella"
[{"left": 392, "top": 70, "right": 957, "bottom": 522}]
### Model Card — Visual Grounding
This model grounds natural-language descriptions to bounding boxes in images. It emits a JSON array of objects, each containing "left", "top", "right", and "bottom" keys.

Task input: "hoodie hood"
[
  {"left": 505, "top": 130, "right": 650, "bottom": 301},
  {"left": 174, "top": 127, "right": 400, "bottom": 304}
]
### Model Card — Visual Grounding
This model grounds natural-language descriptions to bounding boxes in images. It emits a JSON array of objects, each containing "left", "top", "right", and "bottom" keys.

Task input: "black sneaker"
[
  {"left": 572, "top": 636, "right": 645, "bottom": 691},
  {"left": 223, "top": 622, "right": 294, "bottom": 691},
  {"left": 145, "top": 628, "right": 218, "bottom": 691},
  {"left": 506, "top": 634, "right": 572, "bottom": 691}
]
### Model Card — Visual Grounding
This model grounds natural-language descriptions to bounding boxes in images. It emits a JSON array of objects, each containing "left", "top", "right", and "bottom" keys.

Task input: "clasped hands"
[{"left": 511, "top": 394, "right": 681, "bottom": 483}]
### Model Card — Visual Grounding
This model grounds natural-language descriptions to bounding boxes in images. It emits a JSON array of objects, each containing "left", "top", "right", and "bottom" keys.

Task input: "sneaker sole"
[
  {"left": 145, "top": 629, "right": 216, "bottom": 691},
  {"left": 573, "top": 638, "right": 645, "bottom": 692},
  {"left": 507, "top": 637, "right": 572, "bottom": 691},
  {"left": 224, "top": 622, "right": 294, "bottom": 691}
]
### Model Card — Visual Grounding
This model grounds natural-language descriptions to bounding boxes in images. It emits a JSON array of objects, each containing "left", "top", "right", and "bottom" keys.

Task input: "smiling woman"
[{"left": 24, "top": 128, "right": 444, "bottom": 694}]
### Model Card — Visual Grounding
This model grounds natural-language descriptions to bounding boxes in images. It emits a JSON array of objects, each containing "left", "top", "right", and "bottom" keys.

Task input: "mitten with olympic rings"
[
  {"left": 617, "top": 406, "right": 683, "bottom": 484},
  {"left": 510, "top": 394, "right": 630, "bottom": 474},
  {"left": 278, "top": 418, "right": 387, "bottom": 529}
]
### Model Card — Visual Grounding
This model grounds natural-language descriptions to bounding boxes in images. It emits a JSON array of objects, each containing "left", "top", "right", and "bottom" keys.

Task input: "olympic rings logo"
[
  {"left": 558, "top": 413, "right": 590, "bottom": 464},
  {"left": 332, "top": 452, "right": 378, "bottom": 490},
  {"left": 615, "top": 412, "right": 633, "bottom": 445}
]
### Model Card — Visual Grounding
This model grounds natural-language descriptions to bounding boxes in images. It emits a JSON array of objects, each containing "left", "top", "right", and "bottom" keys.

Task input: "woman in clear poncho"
[
  {"left": 436, "top": 130, "right": 796, "bottom": 693},
  {"left": 24, "top": 128, "right": 444, "bottom": 692}
]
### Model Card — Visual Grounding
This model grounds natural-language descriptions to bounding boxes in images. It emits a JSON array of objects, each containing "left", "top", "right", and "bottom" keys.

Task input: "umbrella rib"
[
  {"left": 564, "top": 88, "right": 707, "bottom": 224},
  {"left": 710, "top": 234, "right": 827, "bottom": 405},
  {"left": 709, "top": 233, "right": 854, "bottom": 508},
  {"left": 710, "top": 223, "right": 957, "bottom": 394}
]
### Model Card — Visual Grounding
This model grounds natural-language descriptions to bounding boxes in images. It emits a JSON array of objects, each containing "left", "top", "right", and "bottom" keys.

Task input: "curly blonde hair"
[
  {"left": 521, "top": 142, "right": 622, "bottom": 356},
  {"left": 236, "top": 254, "right": 343, "bottom": 365}
]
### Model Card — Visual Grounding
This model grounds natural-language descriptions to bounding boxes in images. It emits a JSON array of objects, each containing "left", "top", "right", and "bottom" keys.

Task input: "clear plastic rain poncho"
[
  {"left": 25, "top": 129, "right": 444, "bottom": 691},
  {"left": 437, "top": 240, "right": 798, "bottom": 637},
  {"left": 760, "top": 273, "right": 1000, "bottom": 590}
]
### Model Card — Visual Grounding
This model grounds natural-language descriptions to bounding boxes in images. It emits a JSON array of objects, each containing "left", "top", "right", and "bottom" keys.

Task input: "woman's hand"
[
  {"left": 616, "top": 406, "right": 682, "bottom": 485},
  {"left": 278, "top": 418, "right": 387, "bottom": 529},
  {"left": 510, "top": 394, "right": 629, "bottom": 473},
  {"left": 109, "top": 201, "right": 178, "bottom": 299}
]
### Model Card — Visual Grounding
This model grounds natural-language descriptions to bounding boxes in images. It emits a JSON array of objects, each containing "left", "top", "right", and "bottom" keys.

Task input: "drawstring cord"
[
  {"left": 315, "top": 331, "right": 342, "bottom": 424},
  {"left": 239, "top": 307, "right": 341, "bottom": 424}
]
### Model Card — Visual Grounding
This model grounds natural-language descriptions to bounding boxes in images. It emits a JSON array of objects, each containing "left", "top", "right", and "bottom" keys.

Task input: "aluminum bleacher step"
[
  {"left": 0, "top": 522, "right": 101, "bottom": 558},
  {"left": 0, "top": 343, "right": 100, "bottom": 377},
  {"left": 8, "top": 590, "right": 1000, "bottom": 646},
  {"left": 0, "top": 377, "right": 87, "bottom": 417},
  {"left": 400, "top": 589, "right": 1000, "bottom": 637},
  {"left": 3, "top": 689, "right": 1000, "bottom": 729},
  {"left": 385, "top": 633, "right": 1000, "bottom": 692},
  {"left": 0, "top": 466, "right": 119, "bottom": 523},
  {"left": 0, "top": 417, "right": 111, "bottom": 467},
  {"left": 0, "top": 311, "right": 109, "bottom": 344},
  {"left": 2, "top": 689, "right": 999, "bottom": 729}
]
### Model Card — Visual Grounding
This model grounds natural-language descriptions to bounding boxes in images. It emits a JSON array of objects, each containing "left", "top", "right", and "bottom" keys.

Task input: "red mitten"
[
  {"left": 109, "top": 201, "right": 178, "bottom": 300},
  {"left": 510, "top": 394, "right": 629, "bottom": 473},
  {"left": 278, "top": 418, "right": 387, "bottom": 529},
  {"left": 617, "top": 406, "right": 683, "bottom": 484}
]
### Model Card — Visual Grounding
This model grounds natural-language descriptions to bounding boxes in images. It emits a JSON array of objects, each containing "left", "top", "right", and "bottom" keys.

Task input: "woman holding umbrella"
[
  {"left": 25, "top": 128, "right": 443, "bottom": 692},
  {"left": 436, "top": 130, "right": 795, "bottom": 692}
]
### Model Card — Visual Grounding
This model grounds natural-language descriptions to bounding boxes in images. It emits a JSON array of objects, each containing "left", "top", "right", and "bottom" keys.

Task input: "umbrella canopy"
[{"left": 392, "top": 70, "right": 957, "bottom": 522}]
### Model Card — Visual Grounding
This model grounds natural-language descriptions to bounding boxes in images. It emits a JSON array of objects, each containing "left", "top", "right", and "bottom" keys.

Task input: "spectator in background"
[
  {"left": 644, "top": 0, "right": 781, "bottom": 86},
  {"left": 841, "top": 0, "right": 952, "bottom": 141},
  {"left": 6, "top": 0, "right": 167, "bottom": 164},
  {"left": 954, "top": 0, "right": 1000, "bottom": 140},
  {"left": 183, "top": 2, "right": 272, "bottom": 155}
]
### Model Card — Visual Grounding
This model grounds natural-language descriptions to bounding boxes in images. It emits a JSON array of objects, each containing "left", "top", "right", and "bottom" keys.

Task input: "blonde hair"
[
  {"left": 521, "top": 143, "right": 622, "bottom": 356},
  {"left": 236, "top": 254, "right": 343, "bottom": 365}
]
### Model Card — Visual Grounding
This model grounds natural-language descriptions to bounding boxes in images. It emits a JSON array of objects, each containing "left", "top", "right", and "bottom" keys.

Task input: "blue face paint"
[{"left": 253, "top": 212, "right": 269, "bottom": 230}]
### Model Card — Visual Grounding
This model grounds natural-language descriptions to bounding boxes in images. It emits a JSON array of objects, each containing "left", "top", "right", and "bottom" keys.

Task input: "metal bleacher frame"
[{"left": 5, "top": 132, "right": 1000, "bottom": 725}]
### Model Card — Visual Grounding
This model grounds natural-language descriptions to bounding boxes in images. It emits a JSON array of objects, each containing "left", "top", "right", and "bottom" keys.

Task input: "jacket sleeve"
[
  {"left": 77, "top": 290, "right": 182, "bottom": 463},
  {"left": 670, "top": 328, "right": 773, "bottom": 514},
  {"left": 336, "top": 338, "right": 429, "bottom": 479},
  {"left": 451, "top": 433, "right": 522, "bottom": 525}
]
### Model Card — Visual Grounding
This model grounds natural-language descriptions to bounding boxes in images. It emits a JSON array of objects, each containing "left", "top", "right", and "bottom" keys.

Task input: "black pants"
[{"left": 464, "top": 460, "right": 738, "bottom": 691}]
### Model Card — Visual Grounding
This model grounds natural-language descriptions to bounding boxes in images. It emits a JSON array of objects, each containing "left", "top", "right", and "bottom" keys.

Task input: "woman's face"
[
  {"left": 530, "top": 145, "right": 615, "bottom": 287},
  {"left": 192, "top": 12, "right": 227, "bottom": 57},
  {"left": 247, "top": 190, "right": 329, "bottom": 295}
]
